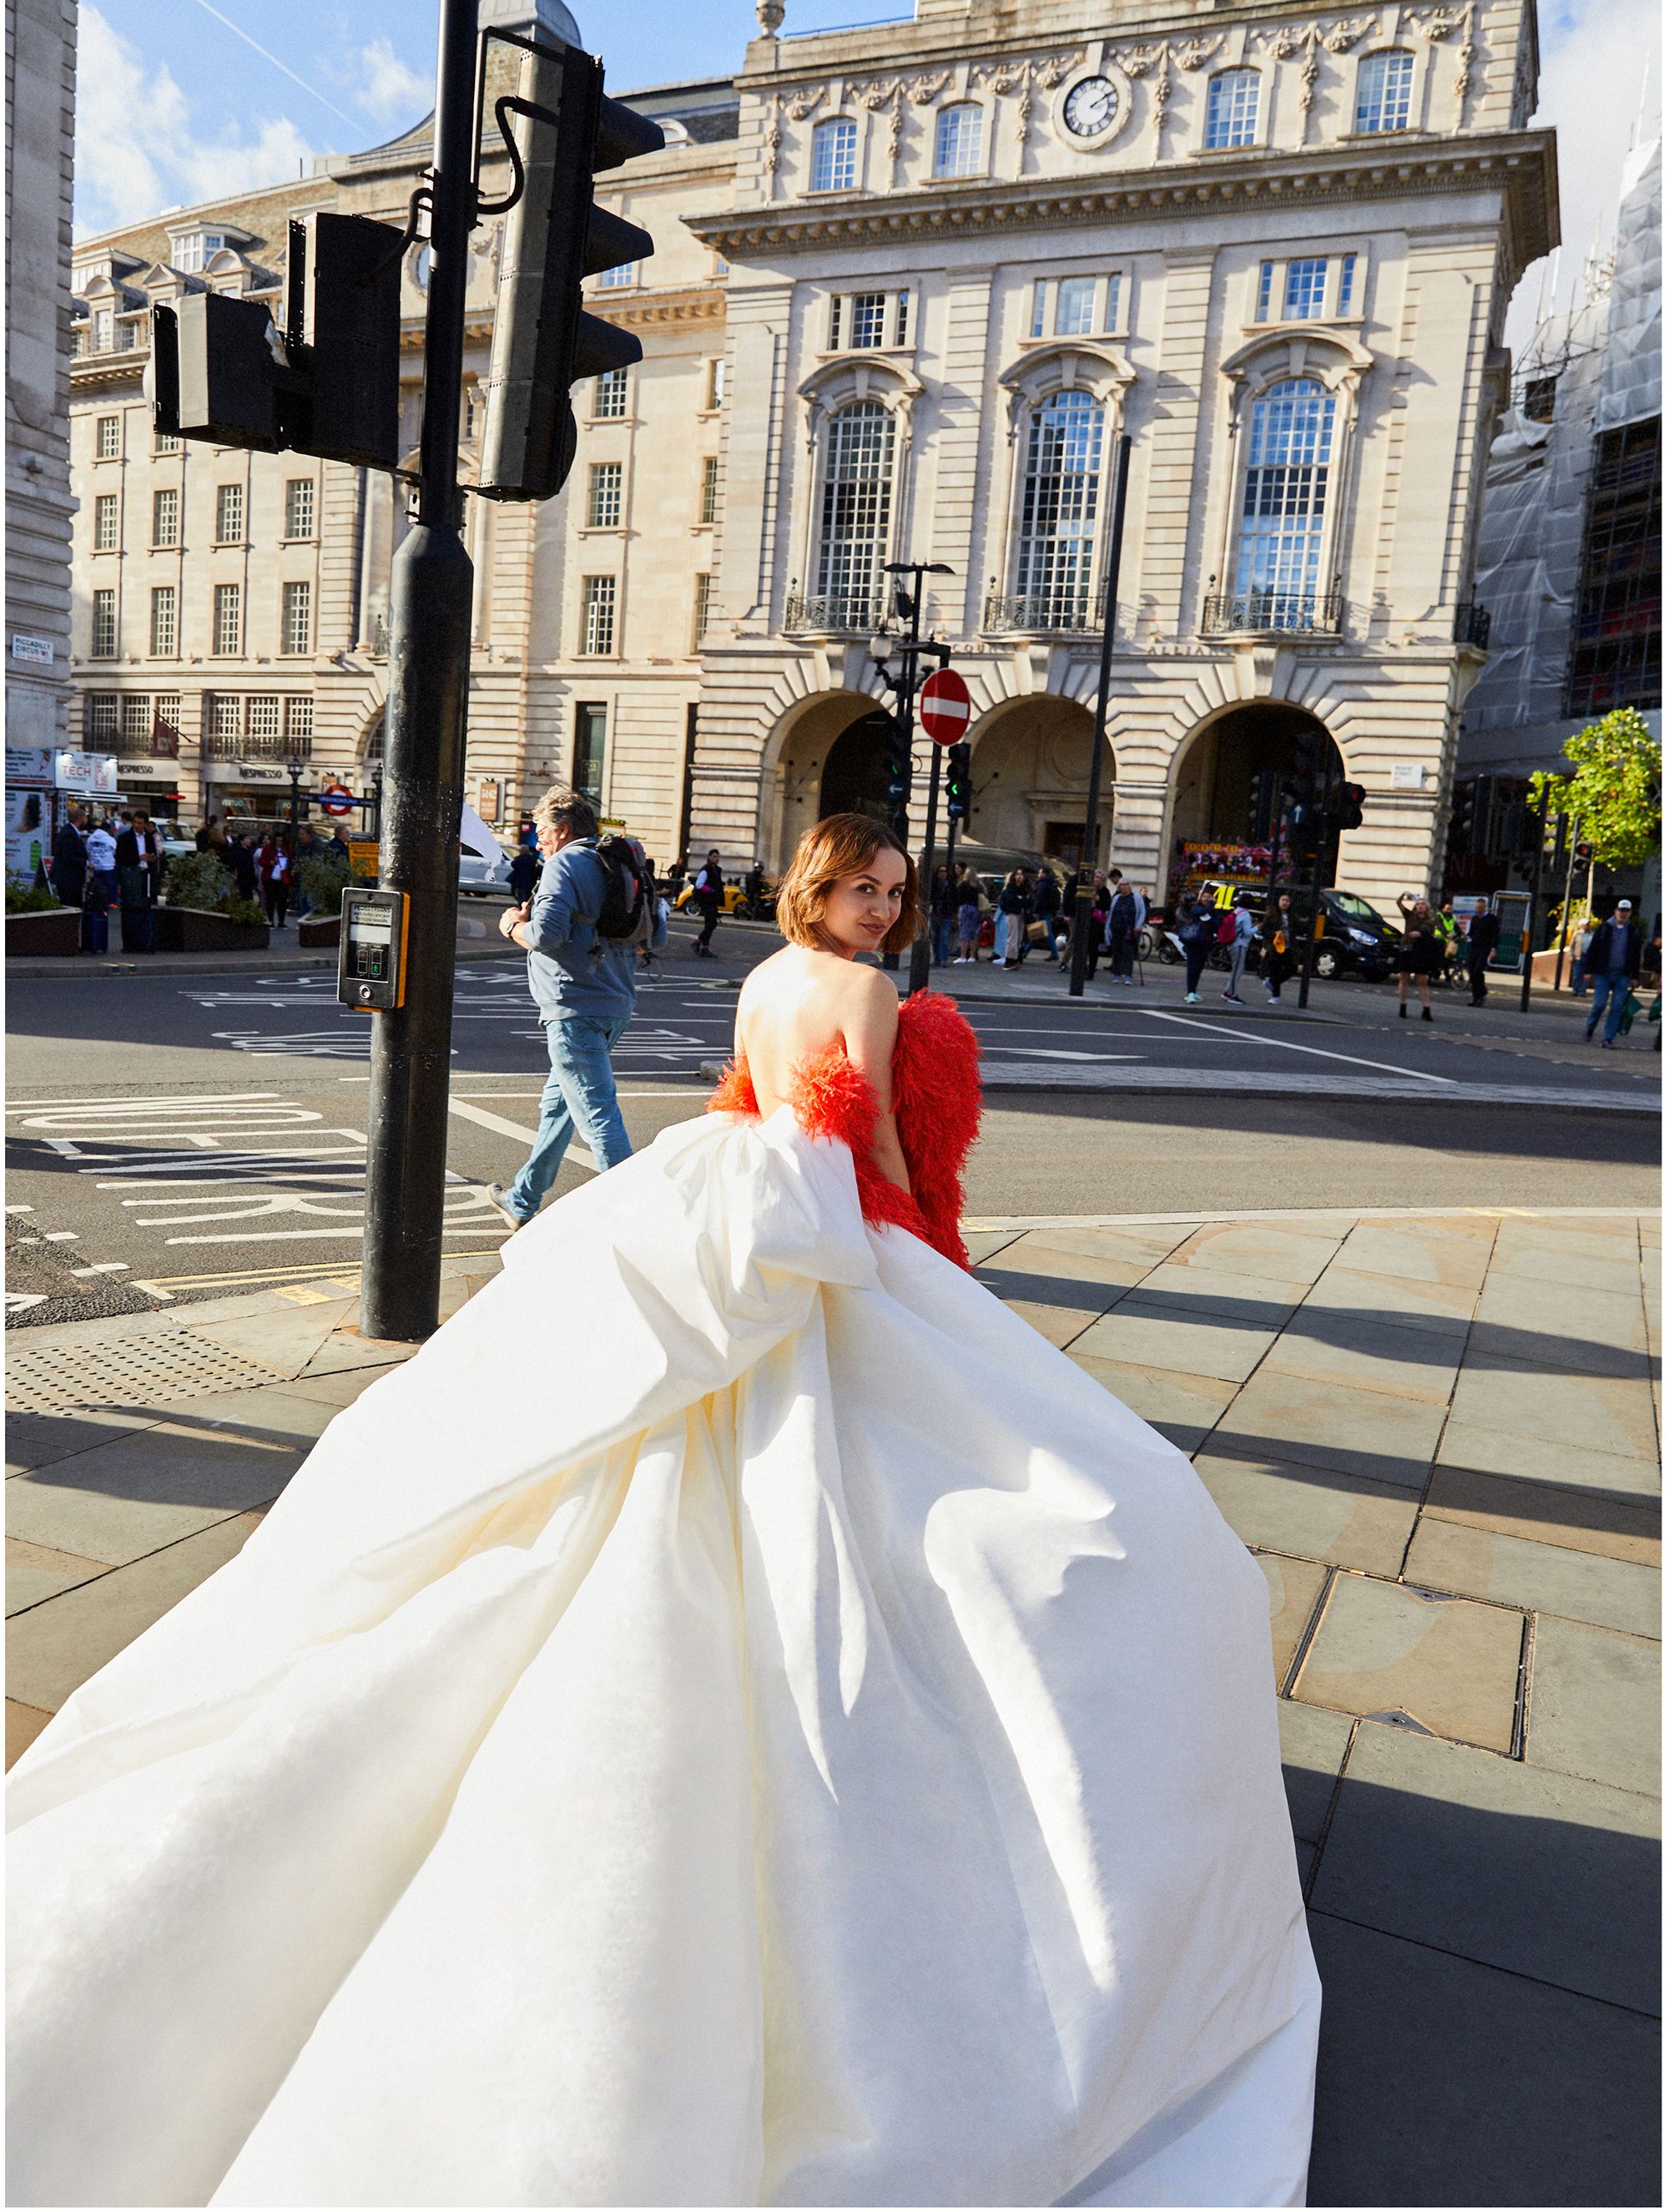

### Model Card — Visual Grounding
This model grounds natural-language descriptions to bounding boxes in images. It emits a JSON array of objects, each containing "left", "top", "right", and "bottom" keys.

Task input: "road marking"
[
  {"left": 1138, "top": 1009, "right": 1459, "bottom": 1084},
  {"left": 42, "top": 1230, "right": 78, "bottom": 1242},
  {"left": 979, "top": 1048, "right": 1141, "bottom": 1062},
  {"left": 71, "top": 1261, "right": 129, "bottom": 1276},
  {"left": 4, "top": 1292, "right": 49, "bottom": 1315},
  {"left": 446, "top": 1097, "right": 598, "bottom": 1177},
  {"left": 5, "top": 1090, "right": 294, "bottom": 1112}
]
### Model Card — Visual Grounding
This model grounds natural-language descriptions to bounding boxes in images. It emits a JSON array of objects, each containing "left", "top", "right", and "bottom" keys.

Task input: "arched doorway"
[
  {"left": 961, "top": 694, "right": 1105, "bottom": 865},
  {"left": 818, "top": 710, "right": 897, "bottom": 821},
  {"left": 1168, "top": 701, "right": 1344, "bottom": 901},
  {"left": 761, "top": 689, "right": 896, "bottom": 870}
]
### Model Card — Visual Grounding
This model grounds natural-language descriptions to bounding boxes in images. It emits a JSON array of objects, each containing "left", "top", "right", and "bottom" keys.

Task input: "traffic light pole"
[
  {"left": 1296, "top": 748, "right": 1337, "bottom": 1010},
  {"left": 1552, "top": 812, "right": 1580, "bottom": 993},
  {"left": 361, "top": 0, "right": 478, "bottom": 1342},
  {"left": 1068, "top": 433, "right": 1131, "bottom": 999},
  {"left": 1518, "top": 779, "right": 1550, "bottom": 1016}
]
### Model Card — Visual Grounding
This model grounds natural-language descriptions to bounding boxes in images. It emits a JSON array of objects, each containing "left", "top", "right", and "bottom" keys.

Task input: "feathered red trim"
[{"left": 706, "top": 988, "right": 982, "bottom": 1270}]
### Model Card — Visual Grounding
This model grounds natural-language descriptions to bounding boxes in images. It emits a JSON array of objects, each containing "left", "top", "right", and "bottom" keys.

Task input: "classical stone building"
[{"left": 66, "top": 0, "right": 1557, "bottom": 907}]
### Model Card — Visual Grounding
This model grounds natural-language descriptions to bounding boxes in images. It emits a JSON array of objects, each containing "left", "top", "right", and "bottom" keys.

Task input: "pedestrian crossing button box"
[{"left": 338, "top": 887, "right": 408, "bottom": 1011}]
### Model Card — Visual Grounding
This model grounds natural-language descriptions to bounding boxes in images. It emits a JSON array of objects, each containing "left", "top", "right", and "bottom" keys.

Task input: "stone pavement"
[{"left": 6, "top": 1208, "right": 1661, "bottom": 2206}]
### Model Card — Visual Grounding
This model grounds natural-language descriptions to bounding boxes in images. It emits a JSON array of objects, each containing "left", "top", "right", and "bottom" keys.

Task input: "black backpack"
[{"left": 590, "top": 835, "right": 650, "bottom": 942}]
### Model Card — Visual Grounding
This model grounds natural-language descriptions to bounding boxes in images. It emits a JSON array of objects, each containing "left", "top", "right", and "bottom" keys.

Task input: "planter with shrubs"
[
  {"left": 6, "top": 884, "right": 81, "bottom": 957},
  {"left": 295, "top": 852, "right": 350, "bottom": 949},
  {"left": 157, "top": 850, "right": 270, "bottom": 952}
]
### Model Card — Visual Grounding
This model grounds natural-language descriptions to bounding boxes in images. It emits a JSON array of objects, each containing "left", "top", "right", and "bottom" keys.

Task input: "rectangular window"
[
  {"left": 1256, "top": 261, "right": 1274, "bottom": 321},
  {"left": 121, "top": 694, "right": 152, "bottom": 745},
  {"left": 90, "top": 588, "right": 117, "bottom": 657},
  {"left": 814, "top": 399, "right": 895, "bottom": 628},
  {"left": 705, "top": 357, "right": 727, "bottom": 410},
  {"left": 93, "top": 309, "right": 113, "bottom": 353},
  {"left": 95, "top": 415, "right": 119, "bottom": 460},
  {"left": 594, "top": 366, "right": 628, "bottom": 418},
  {"left": 1283, "top": 259, "right": 1328, "bottom": 320},
  {"left": 285, "top": 696, "right": 314, "bottom": 742},
  {"left": 209, "top": 694, "right": 242, "bottom": 741},
  {"left": 213, "top": 581, "right": 242, "bottom": 655},
  {"left": 93, "top": 493, "right": 118, "bottom": 551},
  {"left": 1103, "top": 273, "right": 1122, "bottom": 331},
  {"left": 152, "top": 487, "right": 179, "bottom": 547},
  {"left": 285, "top": 478, "right": 315, "bottom": 538},
  {"left": 149, "top": 586, "right": 177, "bottom": 656},
  {"left": 849, "top": 291, "right": 886, "bottom": 348},
  {"left": 1338, "top": 254, "right": 1358, "bottom": 315},
  {"left": 215, "top": 482, "right": 245, "bottom": 543},
  {"left": 154, "top": 694, "right": 181, "bottom": 739},
  {"left": 245, "top": 696, "right": 280, "bottom": 741},
  {"left": 1031, "top": 279, "right": 1048, "bottom": 338},
  {"left": 1355, "top": 48, "right": 1414, "bottom": 134},
  {"left": 154, "top": 432, "right": 182, "bottom": 454},
  {"left": 1233, "top": 380, "right": 1338, "bottom": 629},
  {"left": 586, "top": 462, "right": 623, "bottom": 528},
  {"left": 572, "top": 702, "right": 608, "bottom": 804},
  {"left": 811, "top": 115, "right": 858, "bottom": 193},
  {"left": 1523, "top": 374, "right": 1558, "bottom": 423},
  {"left": 828, "top": 295, "right": 843, "bottom": 349},
  {"left": 581, "top": 575, "right": 617, "bottom": 655},
  {"left": 1203, "top": 68, "right": 1260, "bottom": 149},
  {"left": 1055, "top": 275, "right": 1097, "bottom": 336},
  {"left": 280, "top": 580, "right": 312, "bottom": 655},
  {"left": 933, "top": 102, "right": 983, "bottom": 179},
  {"left": 895, "top": 290, "right": 910, "bottom": 346},
  {"left": 699, "top": 454, "right": 719, "bottom": 525},
  {"left": 693, "top": 572, "right": 712, "bottom": 648},
  {"left": 597, "top": 261, "right": 635, "bottom": 289},
  {"left": 85, "top": 694, "right": 118, "bottom": 740}
]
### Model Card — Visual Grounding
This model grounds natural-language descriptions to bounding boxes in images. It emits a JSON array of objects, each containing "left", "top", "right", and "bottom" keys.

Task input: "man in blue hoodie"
[{"left": 486, "top": 788, "right": 665, "bottom": 1230}]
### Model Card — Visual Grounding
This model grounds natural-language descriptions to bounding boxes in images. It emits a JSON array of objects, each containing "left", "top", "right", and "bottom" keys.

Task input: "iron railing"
[
  {"left": 1454, "top": 600, "right": 1492, "bottom": 649},
  {"left": 981, "top": 590, "right": 1098, "bottom": 635},
  {"left": 201, "top": 730, "right": 314, "bottom": 763},
  {"left": 1201, "top": 588, "right": 1344, "bottom": 636},
  {"left": 784, "top": 589, "right": 886, "bottom": 635}
]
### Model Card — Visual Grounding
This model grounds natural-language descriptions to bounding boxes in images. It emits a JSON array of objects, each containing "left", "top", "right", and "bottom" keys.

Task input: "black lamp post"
[
  {"left": 869, "top": 559, "right": 953, "bottom": 993},
  {"left": 286, "top": 755, "right": 305, "bottom": 836}
]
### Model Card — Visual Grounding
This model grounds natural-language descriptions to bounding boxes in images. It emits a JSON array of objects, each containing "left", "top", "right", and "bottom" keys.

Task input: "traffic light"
[
  {"left": 1448, "top": 777, "right": 1481, "bottom": 854},
  {"left": 1247, "top": 768, "right": 1277, "bottom": 842},
  {"left": 1330, "top": 780, "right": 1366, "bottom": 832},
  {"left": 478, "top": 43, "right": 663, "bottom": 502},
  {"left": 149, "top": 290, "right": 285, "bottom": 453},
  {"left": 885, "top": 718, "right": 912, "bottom": 808},
  {"left": 945, "top": 741, "right": 972, "bottom": 822},
  {"left": 1574, "top": 839, "right": 1596, "bottom": 866},
  {"left": 1285, "top": 772, "right": 1322, "bottom": 856}
]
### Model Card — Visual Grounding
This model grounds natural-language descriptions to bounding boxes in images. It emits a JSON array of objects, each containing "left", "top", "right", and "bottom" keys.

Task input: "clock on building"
[{"left": 1061, "top": 75, "right": 1121, "bottom": 139}]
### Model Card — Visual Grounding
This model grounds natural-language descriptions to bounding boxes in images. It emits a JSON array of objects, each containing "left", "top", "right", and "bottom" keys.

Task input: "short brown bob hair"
[{"left": 775, "top": 811, "right": 920, "bottom": 955}]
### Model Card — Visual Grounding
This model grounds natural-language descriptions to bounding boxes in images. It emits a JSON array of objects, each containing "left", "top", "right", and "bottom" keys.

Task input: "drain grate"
[{"left": 6, "top": 1329, "right": 288, "bottom": 1416}]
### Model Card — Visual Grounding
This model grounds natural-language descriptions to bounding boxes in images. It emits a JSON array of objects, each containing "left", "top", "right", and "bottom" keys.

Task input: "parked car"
[{"left": 458, "top": 842, "right": 512, "bottom": 896}]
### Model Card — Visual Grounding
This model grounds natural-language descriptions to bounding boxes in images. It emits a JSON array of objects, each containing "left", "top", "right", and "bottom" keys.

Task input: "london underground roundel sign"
[
  {"left": 919, "top": 667, "right": 972, "bottom": 745},
  {"left": 319, "top": 784, "right": 355, "bottom": 816}
]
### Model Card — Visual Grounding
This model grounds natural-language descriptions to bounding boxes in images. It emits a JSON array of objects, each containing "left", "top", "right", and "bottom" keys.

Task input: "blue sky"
[{"left": 78, "top": 0, "right": 1659, "bottom": 344}]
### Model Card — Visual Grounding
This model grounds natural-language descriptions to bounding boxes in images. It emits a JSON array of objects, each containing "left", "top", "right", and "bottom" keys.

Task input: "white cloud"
[
  {"left": 1506, "top": 0, "right": 1662, "bottom": 348},
  {"left": 74, "top": 7, "right": 318, "bottom": 241},
  {"left": 355, "top": 37, "right": 430, "bottom": 126}
]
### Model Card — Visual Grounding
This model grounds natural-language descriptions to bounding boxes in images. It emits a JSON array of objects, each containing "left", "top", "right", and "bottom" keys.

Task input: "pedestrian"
[
  {"left": 486, "top": 786, "right": 665, "bottom": 1229},
  {"left": 507, "top": 838, "right": 541, "bottom": 907},
  {"left": 1223, "top": 896, "right": 1257, "bottom": 1003},
  {"left": 1180, "top": 896, "right": 1217, "bottom": 1004},
  {"left": 953, "top": 864, "right": 982, "bottom": 962},
  {"left": 260, "top": 837, "right": 292, "bottom": 930},
  {"left": 1465, "top": 903, "right": 1501, "bottom": 1005},
  {"left": 194, "top": 814, "right": 224, "bottom": 853},
  {"left": 928, "top": 864, "right": 955, "bottom": 966},
  {"left": 325, "top": 826, "right": 351, "bottom": 865},
  {"left": 49, "top": 805, "right": 87, "bottom": 909},
  {"left": 113, "top": 809, "right": 160, "bottom": 953},
  {"left": 1433, "top": 898, "right": 1460, "bottom": 987},
  {"left": 228, "top": 831, "right": 259, "bottom": 902},
  {"left": 992, "top": 869, "right": 1027, "bottom": 967},
  {"left": 691, "top": 847, "right": 724, "bottom": 957},
  {"left": 744, "top": 858, "right": 766, "bottom": 917},
  {"left": 1030, "top": 866, "right": 1061, "bottom": 962},
  {"left": 1582, "top": 897, "right": 1643, "bottom": 1049},
  {"left": 1106, "top": 878, "right": 1138, "bottom": 982},
  {"left": 1260, "top": 891, "right": 1296, "bottom": 1002},
  {"left": 1394, "top": 891, "right": 1442, "bottom": 1022},
  {"left": 82, "top": 815, "right": 118, "bottom": 953}
]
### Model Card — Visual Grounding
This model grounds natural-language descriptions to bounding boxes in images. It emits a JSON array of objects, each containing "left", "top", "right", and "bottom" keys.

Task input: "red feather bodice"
[{"left": 706, "top": 990, "right": 981, "bottom": 1269}]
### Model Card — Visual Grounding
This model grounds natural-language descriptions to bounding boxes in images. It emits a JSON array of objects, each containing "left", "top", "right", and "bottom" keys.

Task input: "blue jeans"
[
  {"left": 930, "top": 914, "right": 951, "bottom": 965},
  {"left": 507, "top": 1014, "right": 632, "bottom": 1220},
  {"left": 1588, "top": 971, "right": 1633, "bottom": 1042}
]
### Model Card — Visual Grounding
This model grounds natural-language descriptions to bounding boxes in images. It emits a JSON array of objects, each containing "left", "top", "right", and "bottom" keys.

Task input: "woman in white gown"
[{"left": 8, "top": 813, "right": 1319, "bottom": 2210}]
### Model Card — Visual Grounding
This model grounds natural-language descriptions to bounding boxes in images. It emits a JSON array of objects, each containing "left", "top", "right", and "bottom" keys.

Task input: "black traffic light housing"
[
  {"left": 945, "top": 741, "right": 972, "bottom": 822},
  {"left": 149, "top": 290, "right": 285, "bottom": 452},
  {"left": 1330, "top": 780, "right": 1366, "bottom": 832},
  {"left": 1247, "top": 767, "right": 1277, "bottom": 843},
  {"left": 478, "top": 40, "right": 663, "bottom": 502},
  {"left": 1284, "top": 771, "right": 1323, "bottom": 856},
  {"left": 885, "top": 718, "right": 912, "bottom": 808}
]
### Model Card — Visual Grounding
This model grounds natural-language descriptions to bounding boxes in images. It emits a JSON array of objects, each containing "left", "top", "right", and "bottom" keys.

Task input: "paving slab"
[
  {"left": 1291, "top": 1573, "right": 1524, "bottom": 1750},
  {"left": 297, "top": 1330, "right": 421, "bottom": 1379},
  {"left": 139, "top": 1381, "right": 348, "bottom": 1445},
  {"left": 1067, "top": 1353, "right": 1235, "bottom": 1453},
  {"left": 1333, "top": 1221, "right": 1494, "bottom": 1291},
  {"left": 1071, "top": 1300, "right": 1276, "bottom": 1385},
  {"left": 962, "top": 1230, "right": 1024, "bottom": 1266},
  {"left": 1116, "top": 1260, "right": 1309, "bottom": 1328},
  {"left": 5, "top": 1406, "right": 164, "bottom": 1477},
  {"left": 6, "top": 1699, "right": 51, "bottom": 1768},
  {"left": 1487, "top": 1240, "right": 1647, "bottom": 1297},
  {"left": 1166, "top": 1221, "right": 1342, "bottom": 1285},
  {"left": 1525, "top": 1617, "right": 1661, "bottom": 1797},
  {"left": 1469, "top": 1273, "right": 1650, "bottom": 1383},
  {"left": 1263, "top": 1309, "right": 1463, "bottom": 1405},
  {"left": 1310, "top": 1721, "right": 1660, "bottom": 2013},
  {"left": 1423, "top": 1460, "right": 1661, "bottom": 1567},
  {"left": 1278, "top": 1697, "right": 1353, "bottom": 1845},
  {"left": 5, "top": 1423, "right": 301, "bottom": 1567},
  {"left": 1437, "top": 1412, "right": 1661, "bottom": 1502},
  {"left": 1254, "top": 1552, "right": 1329, "bottom": 1684},
  {"left": 1191, "top": 1452, "right": 1419, "bottom": 1575},
  {"left": 996, "top": 1295, "right": 1100, "bottom": 1350},
  {"left": 997, "top": 1230, "right": 1157, "bottom": 1291},
  {"left": 1300, "top": 1260, "right": 1478, "bottom": 1338},
  {"left": 7, "top": 1511, "right": 265, "bottom": 1714},
  {"left": 1492, "top": 1218, "right": 1642, "bottom": 1265},
  {"left": 1001, "top": 1223, "right": 1193, "bottom": 1271},
  {"left": 1307, "top": 1913, "right": 1661, "bottom": 2209},
  {"left": 6, "top": 1536, "right": 110, "bottom": 1618},
  {"left": 974, "top": 1260, "right": 1124, "bottom": 1323},
  {"left": 1403, "top": 1518, "right": 1661, "bottom": 1637},
  {"left": 1449, "top": 1358, "right": 1661, "bottom": 1468},
  {"left": 279, "top": 1363, "right": 410, "bottom": 1412},
  {"left": 1213, "top": 1371, "right": 1446, "bottom": 1488},
  {"left": 184, "top": 1298, "right": 355, "bottom": 1381}
]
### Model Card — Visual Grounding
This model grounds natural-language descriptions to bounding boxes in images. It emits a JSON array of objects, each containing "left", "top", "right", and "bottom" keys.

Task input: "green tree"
[{"left": 1529, "top": 707, "right": 1662, "bottom": 869}]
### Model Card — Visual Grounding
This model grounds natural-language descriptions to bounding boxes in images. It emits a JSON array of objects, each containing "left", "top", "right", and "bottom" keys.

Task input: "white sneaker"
[{"left": 1186, "top": 992, "right": 1201, "bottom": 1003}]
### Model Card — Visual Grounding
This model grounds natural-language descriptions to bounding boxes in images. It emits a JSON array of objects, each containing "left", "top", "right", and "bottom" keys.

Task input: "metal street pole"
[
  {"left": 361, "top": 0, "right": 478, "bottom": 1342},
  {"left": 1519, "top": 779, "right": 1550, "bottom": 1015},
  {"left": 1068, "top": 432, "right": 1132, "bottom": 998},
  {"left": 1296, "top": 750, "right": 1337, "bottom": 1011},
  {"left": 1553, "top": 809, "right": 1579, "bottom": 993}
]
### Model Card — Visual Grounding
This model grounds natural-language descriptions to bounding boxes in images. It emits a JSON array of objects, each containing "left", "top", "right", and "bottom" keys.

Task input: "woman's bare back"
[{"left": 735, "top": 948, "right": 911, "bottom": 1191}]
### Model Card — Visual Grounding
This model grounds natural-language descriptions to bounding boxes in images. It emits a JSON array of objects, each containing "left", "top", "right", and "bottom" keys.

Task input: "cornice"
[{"left": 687, "top": 128, "right": 1557, "bottom": 275}]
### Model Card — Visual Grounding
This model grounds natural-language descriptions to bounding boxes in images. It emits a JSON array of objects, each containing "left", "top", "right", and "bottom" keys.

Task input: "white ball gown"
[{"left": 7, "top": 992, "right": 1319, "bottom": 2209}]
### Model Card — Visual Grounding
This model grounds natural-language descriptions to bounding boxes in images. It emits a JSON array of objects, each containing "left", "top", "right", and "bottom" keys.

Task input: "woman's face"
[{"left": 819, "top": 846, "right": 907, "bottom": 957}]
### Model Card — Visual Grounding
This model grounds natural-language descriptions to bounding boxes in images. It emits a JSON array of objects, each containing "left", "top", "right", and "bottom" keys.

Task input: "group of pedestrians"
[{"left": 48, "top": 804, "right": 163, "bottom": 952}]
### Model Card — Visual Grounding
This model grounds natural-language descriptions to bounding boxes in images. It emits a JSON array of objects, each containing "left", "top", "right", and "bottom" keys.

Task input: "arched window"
[
  {"left": 811, "top": 115, "right": 857, "bottom": 192},
  {"left": 1203, "top": 68, "right": 1260, "bottom": 149},
  {"left": 1233, "top": 379, "right": 1337, "bottom": 629},
  {"left": 1015, "top": 391, "right": 1105, "bottom": 629},
  {"left": 1354, "top": 49, "right": 1414, "bottom": 133},
  {"left": 814, "top": 401, "right": 896, "bottom": 629},
  {"left": 934, "top": 102, "right": 983, "bottom": 179}
]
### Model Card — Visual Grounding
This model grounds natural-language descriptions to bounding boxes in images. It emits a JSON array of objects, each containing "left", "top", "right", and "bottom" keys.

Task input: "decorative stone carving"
[
  {"left": 905, "top": 73, "right": 950, "bottom": 104},
  {"left": 784, "top": 85, "right": 824, "bottom": 121},
  {"left": 1036, "top": 52, "right": 1080, "bottom": 88},
  {"left": 973, "top": 61, "right": 1027, "bottom": 94},
  {"left": 1255, "top": 18, "right": 1374, "bottom": 115},
  {"left": 1175, "top": 34, "right": 1223, "bottom": 70}
]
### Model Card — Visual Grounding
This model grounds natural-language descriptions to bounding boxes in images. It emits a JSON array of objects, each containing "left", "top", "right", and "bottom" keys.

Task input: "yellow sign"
[{"left": 348, "top": 839, "right": 379, "bottom": 881}]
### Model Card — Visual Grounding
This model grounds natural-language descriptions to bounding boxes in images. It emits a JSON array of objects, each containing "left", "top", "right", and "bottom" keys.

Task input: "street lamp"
[
  {"left": 870, "top": 559, "right": 953, "bottom": 992},
  {"left": 286, "top": 755, "right": 305, "bottom": 838}
]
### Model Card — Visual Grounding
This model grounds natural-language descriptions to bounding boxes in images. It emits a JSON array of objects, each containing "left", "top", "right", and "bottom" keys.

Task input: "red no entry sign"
[
  {"left": 319, "top": 784, "right": 355, "bottom": 816},
  {"left": 919, "top": 667, "right": 972, "bottom": 745}
]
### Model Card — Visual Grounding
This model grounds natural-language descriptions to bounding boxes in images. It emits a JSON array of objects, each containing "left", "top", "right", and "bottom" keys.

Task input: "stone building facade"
[{"left": 65, "top": 0, "right": 1556, "bottom": 907}]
